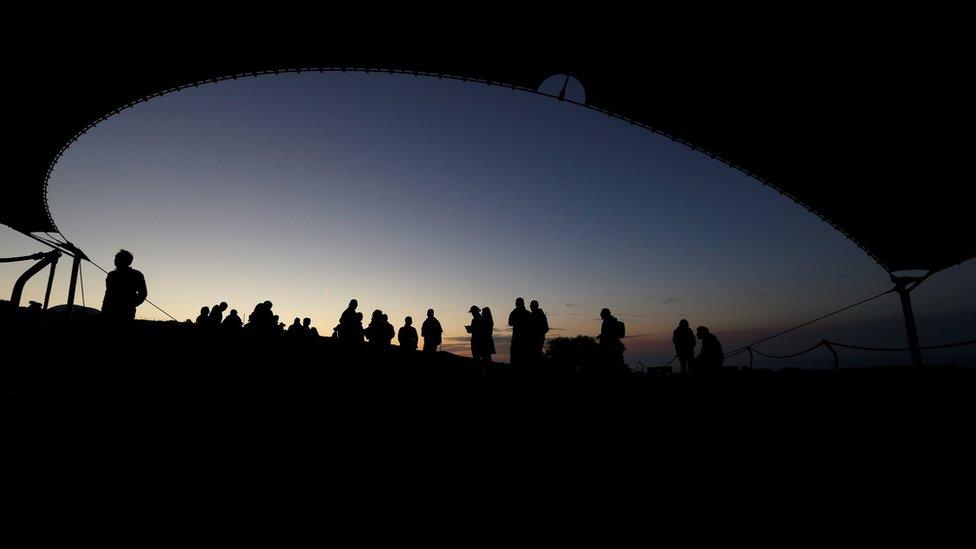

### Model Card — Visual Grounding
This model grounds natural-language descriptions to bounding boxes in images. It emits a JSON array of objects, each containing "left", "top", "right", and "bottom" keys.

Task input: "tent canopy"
[{"left": 5, "top": 39, "right": 973, "bottom": 274}]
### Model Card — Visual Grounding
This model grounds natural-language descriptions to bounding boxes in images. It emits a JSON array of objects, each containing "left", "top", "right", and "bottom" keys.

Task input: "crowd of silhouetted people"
[{"left": 91, "top": 248, "right": 730, "bottom": 374}]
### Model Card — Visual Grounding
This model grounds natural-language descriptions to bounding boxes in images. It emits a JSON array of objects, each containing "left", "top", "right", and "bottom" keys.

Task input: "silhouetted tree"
[{"left": 546, "top": 336, "right": 600, "bottom": 374}]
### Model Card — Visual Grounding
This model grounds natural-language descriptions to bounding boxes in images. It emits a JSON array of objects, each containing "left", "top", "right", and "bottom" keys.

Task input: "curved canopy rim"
[{"left": 40, "top": 65, "right": 887, "bottom": 271}]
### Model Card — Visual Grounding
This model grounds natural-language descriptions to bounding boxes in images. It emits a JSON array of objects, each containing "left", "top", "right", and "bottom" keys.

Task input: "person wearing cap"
[{"left": 466, "top": 305, "right": 488, "bottom": 362}]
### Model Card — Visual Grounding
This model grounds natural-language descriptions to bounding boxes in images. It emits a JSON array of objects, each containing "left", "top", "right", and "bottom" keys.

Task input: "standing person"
[
  {"left": 597, "top": 308, "right": 626, "bottom": 372},
  {"left": 467, "top": 306, "right": 486, "bottom": 362},
  {"left": 529, "top": 300, "right": 549, "bottom": 363},
  {"left": 337, "top": 299, "right": 359, "bottom": 344},
  {"left": 507, "top": 297, "right": 531, "bottom": 365},
  {"left": 382, "top": 314, "right": 395, "bottom": 348},
  {"left": 101, "top": 249, "right": 148, "bottom": 325},
  {"left": 672, "top": 319, "right": 697, "bottom": 374},
  {"left": 365, "top": 310, "right": 386, "bottom": 349},
  {"left": 481, "top": 307, "right": 496, "bottom": 363},
  {"left": 398, "top": 316, "right": 419, "bottom": 351},
  {"left": 421, "top": 309, "right": 443, "bottom": 353}
]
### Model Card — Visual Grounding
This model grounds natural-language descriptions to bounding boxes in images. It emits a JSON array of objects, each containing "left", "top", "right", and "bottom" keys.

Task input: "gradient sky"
[{"left": 2, "top": 73, "right": 974, "bottom": 366}]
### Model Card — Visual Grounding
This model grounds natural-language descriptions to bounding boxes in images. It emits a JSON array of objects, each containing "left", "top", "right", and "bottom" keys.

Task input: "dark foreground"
[
  {"left": 4, "top": 313, "right": 974, "bottom": 531},
  {"left": 4, "top": 315, "right": 974, "bottom": 426}
]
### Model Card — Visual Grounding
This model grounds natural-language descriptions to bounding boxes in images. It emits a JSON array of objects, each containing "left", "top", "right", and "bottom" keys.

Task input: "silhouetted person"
[
  {"left": 467, "top": 306, "right": 488, "bottom": 362},
  {"left": 101, "top": 249, "right": 147, "bottom": 324},
  {"left": 287, "top": 317, "right": 304, "bottom": 336},
  {"left": 337, "top": 299, "right": 360, "bottom": 344},
  {"left": 694, "top": 326, "right": 724, "bottom": 373},
  {"left": 303, "top": 317, "right": 318, "bottom": 337},
  {"left": 508, "top": 297, "right": 531, "bottom": 365},
  {"left": 382, "top": 314, "right": 395, "bottom": 347},
  {"left": 366, "top": 310, "right": 390, "bottom": 349},
  {"left": 672, "top": 319, "right": 696, "bottom": 374},
  {"left": 196, "top": 306, "right": 211, "bottom": 327},
  {"left": 354, "top": 312, "right": 365, "bottom": 344},
  {"left": 222, "top": 309, "right": 243, "bottom": 329},
  {"left": 422, "top": 309, "right": 442, "bottom": 353},
  {"left": 528, "top": 300, "right": 549, "bottom": 363},
  {"left": 482, "top": 307, "right": 496, "bottom": 362},
  {"left": 209, "top": 301, "right": 228, "bottom": 326},
  {"left": 398, "top": 316, "right": 418, "bottom": 351},
  {"left": 245, "top": 301, "right": 277, "bottom": 335},
  {"left": 598, "top": 308, "right": 626, "bottom": 371}
]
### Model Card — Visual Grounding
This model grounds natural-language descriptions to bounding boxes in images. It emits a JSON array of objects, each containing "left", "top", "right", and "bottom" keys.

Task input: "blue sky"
[{"left": 2, "top": 72, "right": 973, "bottom": 366}]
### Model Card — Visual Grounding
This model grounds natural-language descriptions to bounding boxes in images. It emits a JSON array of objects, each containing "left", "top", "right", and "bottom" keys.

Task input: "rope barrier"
[
  {"left": 829, "top": 339, "right": 976, "bottom": 352},
  {"left": 724, "top": 288, "right": 894, "bottom": 358},
  {"left": 749, "top": 341, "right": 825, "bottom": 360},
  {"left": 734, "top": 338, "right": 975, "bottom": 371}
]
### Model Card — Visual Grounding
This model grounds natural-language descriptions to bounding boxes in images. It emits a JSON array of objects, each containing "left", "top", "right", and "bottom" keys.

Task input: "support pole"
[
  {"left": 65, "top": 253, "right": 82, "bottom": 324},
  {"left": 893, "top": 278, "right": 923, "bottom": 367},
  {"left": 823, "top": 340, "right": 839, "bottom": 370},
  {"left": 43, "top": 255, "right": 59, "bottom": 310}
]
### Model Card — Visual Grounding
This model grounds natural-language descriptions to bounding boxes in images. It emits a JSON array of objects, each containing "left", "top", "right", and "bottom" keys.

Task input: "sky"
[{"left": 2, "top": 72, "right": 974, "bottom": 367}]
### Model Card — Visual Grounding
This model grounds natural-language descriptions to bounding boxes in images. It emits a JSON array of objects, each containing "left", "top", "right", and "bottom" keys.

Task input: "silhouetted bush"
[{"left": 546, "top": 336, "right": 600, "bottom": 373}]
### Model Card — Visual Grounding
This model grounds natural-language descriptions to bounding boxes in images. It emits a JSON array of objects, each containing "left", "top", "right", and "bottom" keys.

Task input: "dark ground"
[
  {"left": 4, "top": 309, "right": 974, "bottom": 428},
  {"left": 3, "top": 307, "right": 974, "bottom": 533}
]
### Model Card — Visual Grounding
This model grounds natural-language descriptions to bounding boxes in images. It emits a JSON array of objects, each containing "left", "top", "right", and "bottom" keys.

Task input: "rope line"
[
  {"left": 749, "top": 341, "right": 825, "bottom": 360},
  {"left": 829, "top": 339, "right": 976, "bottom": 352},
  {"left": 724, "top": 288, "right": 894, "bottom": 358}
]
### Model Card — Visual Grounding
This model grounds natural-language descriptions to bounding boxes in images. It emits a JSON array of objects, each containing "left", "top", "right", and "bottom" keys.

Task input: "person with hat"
[{"left": 466, "top": 305, "right": 488, "bottom": 362}]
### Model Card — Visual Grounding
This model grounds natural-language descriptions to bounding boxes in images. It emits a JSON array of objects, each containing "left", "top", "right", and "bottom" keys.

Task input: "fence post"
[{"left": 823, "top": 340, "right": 839, "bottom": 370}]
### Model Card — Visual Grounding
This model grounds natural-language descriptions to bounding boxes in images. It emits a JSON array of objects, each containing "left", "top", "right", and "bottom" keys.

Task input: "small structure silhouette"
[
  {"left": 672, "top": 319, "right": 697, "bottom": 374},
  {"left": 100, "top": 249, "right": 147, "bottom": 325},
  {"left": 421, "top": 308, "right": 442, "bottom": 353}
]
